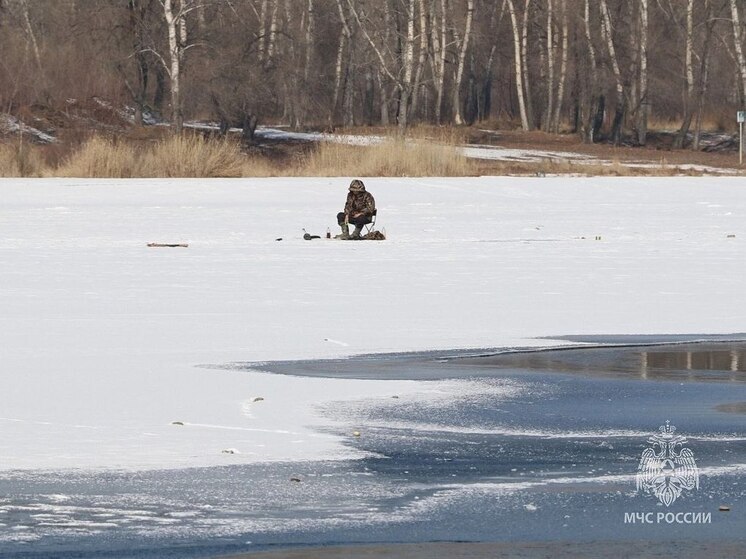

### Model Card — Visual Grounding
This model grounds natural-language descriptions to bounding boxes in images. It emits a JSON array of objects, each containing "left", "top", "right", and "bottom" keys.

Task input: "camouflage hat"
[{"left": 349, "top": 179, "right": 365, "bottom": 192}]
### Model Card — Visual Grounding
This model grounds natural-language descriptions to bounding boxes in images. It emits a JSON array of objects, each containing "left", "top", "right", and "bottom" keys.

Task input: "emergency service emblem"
[{"left": 636, "top": 421, "right": 699, "bottom": 507}]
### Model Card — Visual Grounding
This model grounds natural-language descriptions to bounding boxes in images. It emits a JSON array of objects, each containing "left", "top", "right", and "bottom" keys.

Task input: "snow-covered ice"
[{"left": 1, "top": 177, "right": 745, "bottom": 471}]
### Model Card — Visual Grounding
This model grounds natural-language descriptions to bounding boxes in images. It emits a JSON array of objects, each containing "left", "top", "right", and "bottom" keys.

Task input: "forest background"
[{"left": 2, "top": 0, "right": 746, "bottom": 176}]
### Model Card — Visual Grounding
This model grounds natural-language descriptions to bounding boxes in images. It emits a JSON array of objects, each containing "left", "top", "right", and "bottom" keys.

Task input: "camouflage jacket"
[{"left": 344, "top": 191, "right": 376, "bottom": 217}]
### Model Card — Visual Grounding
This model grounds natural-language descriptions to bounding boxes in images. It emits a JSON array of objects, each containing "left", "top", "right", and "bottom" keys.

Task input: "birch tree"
[
  {"left": 543, "top": 0, "right": 554, "bottom": 131},
  {"left": 521, "top": 0, "right": 534, "bottom": 128},
  {"left": 431, "top": 0, "right": 448, "bottom": 124},
  {"left": 675, "top": 0, "right": 695, "bottom": 149},
  {"left": 399, "top": 0, "right": 416, "bottom": 129},
  {"left": 581, "top": 0, "right": 601, "bottom": 142},
  {"left": 453, "top": 0, "right": 474, "bottom": 125},
  {"left": 346, "top": 0, "right": 414, "bottom": 129},
  {"left": 600, "top": 0, "right": 625, "bottom": 145},
  {"left": 409, "top": 0, "right": 429, "bottom": 121},
  {"left": 693, "top": 0, "right": 716, "bottom": 150},
  {"left": 507, "top": 0, "right": 530, "bottom": 130},
  {"left": 162, "top": 0, "right": 184, "bottom": 132},
  {"left": 550, "top": 0, "right": 568, "bottom": 133},
  {"left": 730, "top": 0, "right": 746, "bottom": 105}
]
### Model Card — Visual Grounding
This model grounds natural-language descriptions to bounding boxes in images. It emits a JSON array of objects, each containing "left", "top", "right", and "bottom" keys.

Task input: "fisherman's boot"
[
  {"left": 335, "top": 223, "right": 350, "bottom": 240},
  {"left": 351, "top": 225, "right": 363, "bottom": 240}
]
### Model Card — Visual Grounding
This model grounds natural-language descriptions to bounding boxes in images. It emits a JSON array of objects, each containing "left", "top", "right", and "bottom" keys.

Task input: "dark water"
[{"left": 2, "top": 337, "right": 746, "bottom": 558}]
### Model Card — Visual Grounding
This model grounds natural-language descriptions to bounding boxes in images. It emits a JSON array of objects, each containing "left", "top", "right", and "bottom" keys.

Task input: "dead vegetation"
[{"left": 0, "top": 127, "right": 741, "bottom": 179}]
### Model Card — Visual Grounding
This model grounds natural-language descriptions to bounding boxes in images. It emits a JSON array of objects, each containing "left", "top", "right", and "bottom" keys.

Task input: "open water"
[{"left": 1, "top": 336, "right": 745, "bottom": 558}]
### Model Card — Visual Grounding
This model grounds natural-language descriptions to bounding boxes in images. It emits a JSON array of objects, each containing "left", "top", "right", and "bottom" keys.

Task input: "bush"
[
  {"left": 55, "top": 137, "right": 139, "bottom": 178},
  {"left": 142, "top": 134, "right": 245, "bottom": 178}
]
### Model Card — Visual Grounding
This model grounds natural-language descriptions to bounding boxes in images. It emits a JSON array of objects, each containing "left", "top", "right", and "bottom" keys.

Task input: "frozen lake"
[
  {"left": 1, "top": 340, "right": 745, "bottom": 558},
  {"left": 1, "top": 178, "right": 745, "bottom": 556}
]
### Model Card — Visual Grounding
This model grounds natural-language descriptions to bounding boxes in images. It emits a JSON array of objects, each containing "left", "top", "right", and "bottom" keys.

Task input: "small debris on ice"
[
  {"left": 222, "top": 448, "right": 239, "bottom": 454},
  {"left": 251, "top": 396, "right": 265, "bottom": 403},
  {"left": 170, "top": 421, "right": 184, "bottom": 426},
  {"left": 290, "top": 477, "right": 302, "bottom": 483},
  {"left": 524, "top": 503, "right": 538, "bottom": 511}
]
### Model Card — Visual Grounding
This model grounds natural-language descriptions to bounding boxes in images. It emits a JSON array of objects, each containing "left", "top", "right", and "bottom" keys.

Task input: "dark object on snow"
[
  {"left": 302, "top": 228, "right": 321, "bottom": 240},
  {"left": 362, "top": 230, "right": 386, "bottom": 241},
  {"left": 276, "top": 237, "right": 283, "bottom": 241},
  {"left": 290, "top": 477, "right": 302, "bottom": 483},
  {"left": 148, "top": 243, "right": 188, "bottom": 248}
]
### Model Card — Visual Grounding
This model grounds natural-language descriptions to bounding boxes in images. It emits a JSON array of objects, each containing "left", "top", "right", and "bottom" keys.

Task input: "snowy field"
[{"left": 1, "top": 177, "right": 745, "bottom": 472}]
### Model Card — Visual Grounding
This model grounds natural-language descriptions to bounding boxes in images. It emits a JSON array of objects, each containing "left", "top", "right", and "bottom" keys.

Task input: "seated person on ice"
[{"left": 336, "top": 179, "right": 376, "bottom": 240}]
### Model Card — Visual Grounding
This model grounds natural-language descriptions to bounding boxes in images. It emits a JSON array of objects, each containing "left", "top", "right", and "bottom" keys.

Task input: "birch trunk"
[
  {"left": 675, "top": 0, "right": 694, "bottom": 149},
  {"left": 521, "top": 0, "right": 534, "bottom": 128},
  {"left": 332, "top": 2, "right": 347, "bottom": 123},
  {"left": 20, "top": 0, "right": 43, "bottom": 77},
  {"left": 258, "top": 0, "right": 268, "bottom": 62},
  {"left": 600, "top": 0, "right": 624, "bottom": 145},
  {"left": 730, "top": 0, "right": 746, "bottom": 105},
  {"left": 179, "top": 0, "right": 188, "bottom": 69},
  {"left": 399, "top": 0, "right": 416, "bottom": 130},
  {"left": 507, "top": 0, "right": 530, "bottom": 130},
  {"left": 453, "top": 0, "right": 474, "bottom": 125},
  {"left": 551, "top": 0, "right": 567, "bottom": 133},
  {"left": 410, "top": 0, "right": 429, "bottom": 121},
  {"left": 694, "top": 0, "right": 715, "bottom": 150},
  {"left": 163, "top": 0, "right": 183, "bottom": 133},
  {"left": 583, "top": 0, "right": 601, "bottom": 142},
  {"left": 266, "top": 0, "right": 279, "bottom": 64},
  {"left": 544, "top": 0, "right": 554, "bottom": 131},
  {"left": 304, "top": 0, "right": 314, "bottom": 83}
]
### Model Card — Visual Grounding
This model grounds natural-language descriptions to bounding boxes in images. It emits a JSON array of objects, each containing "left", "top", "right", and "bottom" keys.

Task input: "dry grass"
[
  {"left": 647, "top": 112, "right": 735, "bottom": 133},
  {"left": 143, "top": 135, "right": 245, "bottom": 177},
  {"left": 55, "top": 137, "right": 140, "bottom": 178},
  {"left": 289, "top": 137, "right": 473, "bottom": 177},
  {"left": 0, "top": 142, "right": 46, "bottom": 177},
  {"left": 1, "top": 128, "right": 737, "bottom": 178},
  {"left": 55, "top": 134, "right": 246, "bottom": 178}
]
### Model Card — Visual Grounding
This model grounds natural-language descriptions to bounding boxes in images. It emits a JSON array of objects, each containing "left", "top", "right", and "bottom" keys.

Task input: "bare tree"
[
  {"left": 543, "top": 0, "right": 554, "bottom": 131},
  {"left": 674, "top": 0, "right": 695, "bottom": 149},
  {"left": 730, "top": 0, "right": 746, "bottom": 105},
  {"left": 636, "top": 0, "right": 649, "bottom": 145},
  {"left": 550, "top": 0, "right": 568, "bottom": 133},
  {"left": 452, "top": 0, "right": 474, "bottom": 125},
  {"left": 600, "top": 0, "right": 624, "bottom": 145},
  {"left": 507, "top": 0, "right": 530, "bottom": 130},
  {"left": 521, "top": 0, "right": 534, "bottom": 128},
  {"left": 431, "top": 0, "right": 448, "bottom": 124}
]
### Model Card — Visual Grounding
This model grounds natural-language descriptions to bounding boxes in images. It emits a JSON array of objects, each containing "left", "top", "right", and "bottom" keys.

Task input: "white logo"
[{"left": 636, "top": 421, "right": 699, "bottom": 507}]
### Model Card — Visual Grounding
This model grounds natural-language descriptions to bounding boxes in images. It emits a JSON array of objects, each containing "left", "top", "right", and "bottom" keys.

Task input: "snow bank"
[
  {"left": 0, "top": 114, "right": 57, "bottom": 144},
  {"left": 1, "top": 177, "right": 745, "bottom": 471}
]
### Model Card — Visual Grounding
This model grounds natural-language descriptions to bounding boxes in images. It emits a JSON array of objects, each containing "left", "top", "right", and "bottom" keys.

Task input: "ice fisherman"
[{"left": 336, "top": 179, "right": 376, "bottom": 240}]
